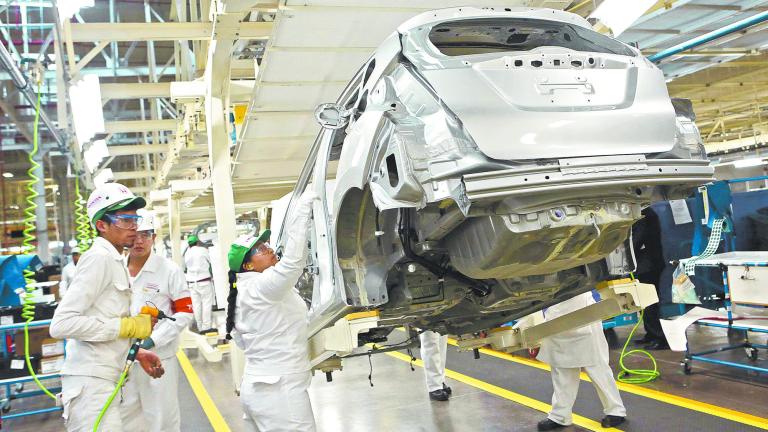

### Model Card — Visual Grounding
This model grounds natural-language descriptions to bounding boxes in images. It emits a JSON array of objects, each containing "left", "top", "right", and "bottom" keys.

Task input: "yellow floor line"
[
  {"left": 385, "top": 350, "right": 621, "bottom": 432},
  {"left": 177, "top": 350, "right": 232, "bottom": 432},
  {"left": 444, "top": 337, "right": 768, "bottom": 430}
]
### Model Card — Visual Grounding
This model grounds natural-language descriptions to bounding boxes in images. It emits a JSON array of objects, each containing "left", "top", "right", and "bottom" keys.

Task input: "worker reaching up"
[
  {"left": 226, "top": 190, "right": 318, "bottom": 432},
  {"left": 121, "top": 214, "right": 194, "bottom": 431},
  {"left": 50, "top": 183, "right": 164, "bottom": 432}
]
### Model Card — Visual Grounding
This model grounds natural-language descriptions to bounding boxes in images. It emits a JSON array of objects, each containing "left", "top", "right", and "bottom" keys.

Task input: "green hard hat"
[
  {"left": 187, "top": 235, "right": 199, "bottom": 246},
  {"left": 228, "top": 229, "right": 271, "bottom": 272}
]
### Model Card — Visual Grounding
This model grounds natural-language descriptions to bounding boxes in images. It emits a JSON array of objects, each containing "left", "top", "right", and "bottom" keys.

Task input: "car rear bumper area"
[{"left": 462, "top": 155, "right": 714, "bottom": 202}]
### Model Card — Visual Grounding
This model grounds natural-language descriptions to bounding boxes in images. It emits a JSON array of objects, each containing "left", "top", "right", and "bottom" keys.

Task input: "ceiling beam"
[
  {"left": 68, "top": 22, "right": 273, "bottom": 43},
  {"left": 100, "top": 80, "right": 254, "bottom": 102},
  {"left": 104, "top": 119, "right": 177, "bottom": 134},
  {"left": 108, "top": 144, "right": 168, "bottom": 156}
]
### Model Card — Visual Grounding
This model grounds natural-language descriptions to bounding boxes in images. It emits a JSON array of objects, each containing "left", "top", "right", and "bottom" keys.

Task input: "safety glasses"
[
  {"left": 136, "top": 231, "right": 154, "bottom": 240},
  {"left": 105, "top": 214, "right": 143, "bottom": 230}
]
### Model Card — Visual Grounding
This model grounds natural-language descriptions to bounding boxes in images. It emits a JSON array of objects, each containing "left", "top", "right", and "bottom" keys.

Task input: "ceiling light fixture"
[
  {"left": 732, "top": 157, "right": 767, "bottom": 168},
  {"left": 2, "top": 172, "right": 13, "bottom": 178},
  {"left": 589, "top": 0, "right": 656, "bottom": 37}
]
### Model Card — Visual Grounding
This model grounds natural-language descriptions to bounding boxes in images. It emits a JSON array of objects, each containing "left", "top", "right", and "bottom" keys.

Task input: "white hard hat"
[
  {"left": 86, "top": 182, "right": 146, "bottom": 226},
  {"left": 71, "top": 247, "right": 81, "bottom": 255},
  {"left": 137, "top": 210, "right": 154, "bottom": 232}
]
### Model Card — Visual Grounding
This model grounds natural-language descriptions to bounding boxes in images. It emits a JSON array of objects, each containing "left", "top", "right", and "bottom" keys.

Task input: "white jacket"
[
  {"left": 59, "top": 262, "right": 76, "bottom": 299},
  {"left": 232, "top": 196, "right": 313, "bottom": 377},
  {"left": 128, "top": 253, "right": 194, "bottom": 360},
  {"left": 537, "top": 291, "right": 609, "bottom": 368},
  {"left": 50, "top": 237, "right": 132, "bottom": 382},
  {"left": 184, "top": 246, "right": 211, "bottom": 283}
]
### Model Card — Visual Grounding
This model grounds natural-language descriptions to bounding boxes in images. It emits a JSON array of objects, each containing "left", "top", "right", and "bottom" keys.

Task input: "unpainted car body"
[{"left": 276, "top": 7, "right": 713, "bottom": 338}]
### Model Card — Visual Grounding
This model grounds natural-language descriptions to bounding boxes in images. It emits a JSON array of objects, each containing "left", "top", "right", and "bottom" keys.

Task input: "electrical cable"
[
  {"left": 616, "top": 274, "right": 660, "bottom": 384},
  {"left": 21, "top": 75, "right": 56, "bottom": 400}
]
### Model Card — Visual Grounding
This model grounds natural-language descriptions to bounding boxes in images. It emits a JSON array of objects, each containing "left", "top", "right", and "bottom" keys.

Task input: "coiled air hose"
[
  {"left": 21, "top": 77, "right": 56, "bottom": 400},
  {"left": 616, "top": 274, "right": 660, "bottom": 384},
  {"left": 74, "top": 175, "right": 92, "bottom": 252}
]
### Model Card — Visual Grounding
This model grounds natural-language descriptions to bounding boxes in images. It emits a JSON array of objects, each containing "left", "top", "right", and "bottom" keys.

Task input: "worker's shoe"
[
  {"left": 644, "top": 340, "right": 669, "bottom": 351},
  {"left": 536, "top": 419, "right": 566, "bottom": 431},
  {"left": 428, "top": 388, "right": 450, "bottom": 401},
  {"left": 601, "top": 415, "right": 626, "bottom": 428},
  {"left": 443, "top": 383, "right": 452, "bottom": 395}
]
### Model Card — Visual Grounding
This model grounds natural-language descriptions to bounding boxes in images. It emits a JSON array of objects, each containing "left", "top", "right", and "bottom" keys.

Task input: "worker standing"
[
  {"left": 226, "top": 190, "right": 317, "bottom": 432},
  {"left": 50, "top": 183, "right": 164, "bottom": 432},
  {"left": 59, "top": 247, "right": 80, "bottom": 299},
  {"left": 121, "top": 216, "right": 194, "bottom": 432},
  {"left": 536, "top": 291, "right": 626, "bottom": 431},
  {"left": 184, "top": 235, "right": 216, "bottom": 334},
  {"left": 419, "top": 331, "right": 452, "bottom": 401}
]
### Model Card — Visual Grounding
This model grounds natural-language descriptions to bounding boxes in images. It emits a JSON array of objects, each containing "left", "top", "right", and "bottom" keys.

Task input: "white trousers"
[
  {"left": 241, "top": 372, "right": 316, "bottom": 432},
  {"left": 189, "top": 280, "right": 214, "bottom": 331},
  {"left": 548, "top": 363, "right": 627, "bottom": 426},
  {"left": 419, "top": 331, "right": 448, "bottom": 392},
  {"left": 120, "top": 356, "right": 181, "bottom": 432},
  {"left": 61, "top": 375, "right": 122, "bottom": 432}
]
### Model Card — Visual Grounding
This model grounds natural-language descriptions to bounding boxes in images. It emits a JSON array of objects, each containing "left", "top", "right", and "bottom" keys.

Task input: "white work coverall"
[
  {"left": 121, "top": 253, "right": 193, "bottom": 432},
  {"left": 537, "top": 292, "right": 627, "bottom": 426},
  {"left": 419, "top": 331, "right": 448, "bottom": 392},
  {"left": 184, "top": 245, "right": 214, "bottom": 331},
  {"left": 50, "top": 237, "right": 133, "bottom": 432},
  {"left": 60, "top": 261, "right": 76, "bottom": 299},
  {"left": 231, "top": 195, "right": 315, "bottom": 432}
]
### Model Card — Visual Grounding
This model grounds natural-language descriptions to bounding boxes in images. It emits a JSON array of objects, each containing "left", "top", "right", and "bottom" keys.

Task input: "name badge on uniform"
[{"left": 142, "top": 282, "right": 160, "bottom": 293}]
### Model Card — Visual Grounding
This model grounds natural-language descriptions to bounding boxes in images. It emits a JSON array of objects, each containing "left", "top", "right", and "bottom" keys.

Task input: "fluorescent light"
[
  {"left": 57, "top": 0, "right": 94, "bottom": 23},
  {"left": 45, "top": 202, "right": 54, "bottom": 207},
  {"left": 69, "top": 75, "right": 106, "bottom": 147},
  {"left": 733, "top": 157, "right": 767, "bottom": 168},
  {"left": 2, "top": 172, "right": 13, "bottom": 178},
  {"left": 589, "top": 0, "right": 657, "bottom": 37}
]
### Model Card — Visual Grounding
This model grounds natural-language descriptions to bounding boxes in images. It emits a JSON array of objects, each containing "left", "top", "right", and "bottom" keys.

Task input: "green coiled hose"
[
  {"left": 21, "top": 78, "right": 56, "bottom": 400},
  {"left": 616, "top": 273, "right": 660, "bottom": 384},
  {"left": 74, "top": 175, "right": 92, "bottom": 252}
]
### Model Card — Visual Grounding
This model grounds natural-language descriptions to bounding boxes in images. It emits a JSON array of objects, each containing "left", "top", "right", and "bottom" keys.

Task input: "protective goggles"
[{"left": 105, "top": 214, "right": 143, "bottom": 230}]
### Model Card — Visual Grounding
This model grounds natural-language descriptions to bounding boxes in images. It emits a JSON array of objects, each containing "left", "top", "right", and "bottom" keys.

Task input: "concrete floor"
[{"left": 2, "top": 324, "right": 767, "bottom": 431}]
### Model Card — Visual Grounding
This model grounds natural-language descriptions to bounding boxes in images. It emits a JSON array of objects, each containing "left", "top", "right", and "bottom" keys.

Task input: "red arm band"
[{"left": 172, "top": 297, "right": 193, "bottom": 314}]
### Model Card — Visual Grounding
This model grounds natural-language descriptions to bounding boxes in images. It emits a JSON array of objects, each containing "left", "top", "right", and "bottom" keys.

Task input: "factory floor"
[{"left": 3, "top": 323, "right": 767, "bottom": 431}]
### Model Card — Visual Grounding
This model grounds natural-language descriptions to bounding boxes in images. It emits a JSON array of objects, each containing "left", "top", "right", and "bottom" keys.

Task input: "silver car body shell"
[{"left": 278, "top": 7, "right": 714, "bottom": 337}]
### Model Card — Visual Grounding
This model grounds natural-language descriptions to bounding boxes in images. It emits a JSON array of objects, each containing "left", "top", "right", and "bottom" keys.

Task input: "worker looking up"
[
  {"left": 535, "top": 291, "right": 627, "bottom": 431},
  {"left": 121, "top": 215, "right": 194, "bottom": 432},
  {"left": 226, "top": 190, "right": 318, "bottom": 432},
  {"left": 50, "top": 182, "right": 164, "bottom": 432},
  {"left": 185, "top": 234, "right": 216, "bottom": 334},
  {"left": 59, "top": 247, "right": 80, "bottom": 299},
  {"left": 420, "top": 331, "right": 452, "bottom": 401}
]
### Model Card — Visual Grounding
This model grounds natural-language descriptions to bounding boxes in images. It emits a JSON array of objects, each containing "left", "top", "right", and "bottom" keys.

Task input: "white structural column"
[
  {"left": 168, "top": 193, "right": 183, "bottom": 266},
  {"left": 32, "top": 150, "right": 50, "bottom": 263},
  {"left": 204, "top": 0, "right": 262, "bottom": 391}
]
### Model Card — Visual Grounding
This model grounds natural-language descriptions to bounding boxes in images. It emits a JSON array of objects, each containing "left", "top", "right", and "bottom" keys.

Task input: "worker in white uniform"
[
  {"left": 121, "top": 215, "right": 194, "bottom": 431},
  {"left": 226, "top": 190, "right": 317, "bottom": 432},
  {"left": 184, "top": 235, "right": 215, "bottom": 334},
  {"left": 419, "top": 331, "right": 452, "bottom": 401},
  {"left": 59, "top": 247, "right": 80, "bottom": 299},
  {"left": 535, "top": 291, "right": 627, "bottom": 431},
  {"left": 50, "top": 183, "right": 164, "bottom": 432}
]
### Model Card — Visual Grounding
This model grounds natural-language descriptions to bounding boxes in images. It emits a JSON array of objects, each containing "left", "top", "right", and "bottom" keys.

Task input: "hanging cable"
[
  {"left": 616, "top": 273, "right": 660, "bottom": 384},
  {"left": 20, "top": 74, "right": 56, "bottom": 400}
]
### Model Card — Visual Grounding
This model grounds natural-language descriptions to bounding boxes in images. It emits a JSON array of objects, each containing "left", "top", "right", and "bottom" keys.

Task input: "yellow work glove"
[{"left": 118, "top": 314, "right": 153, "bottom": 339}]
